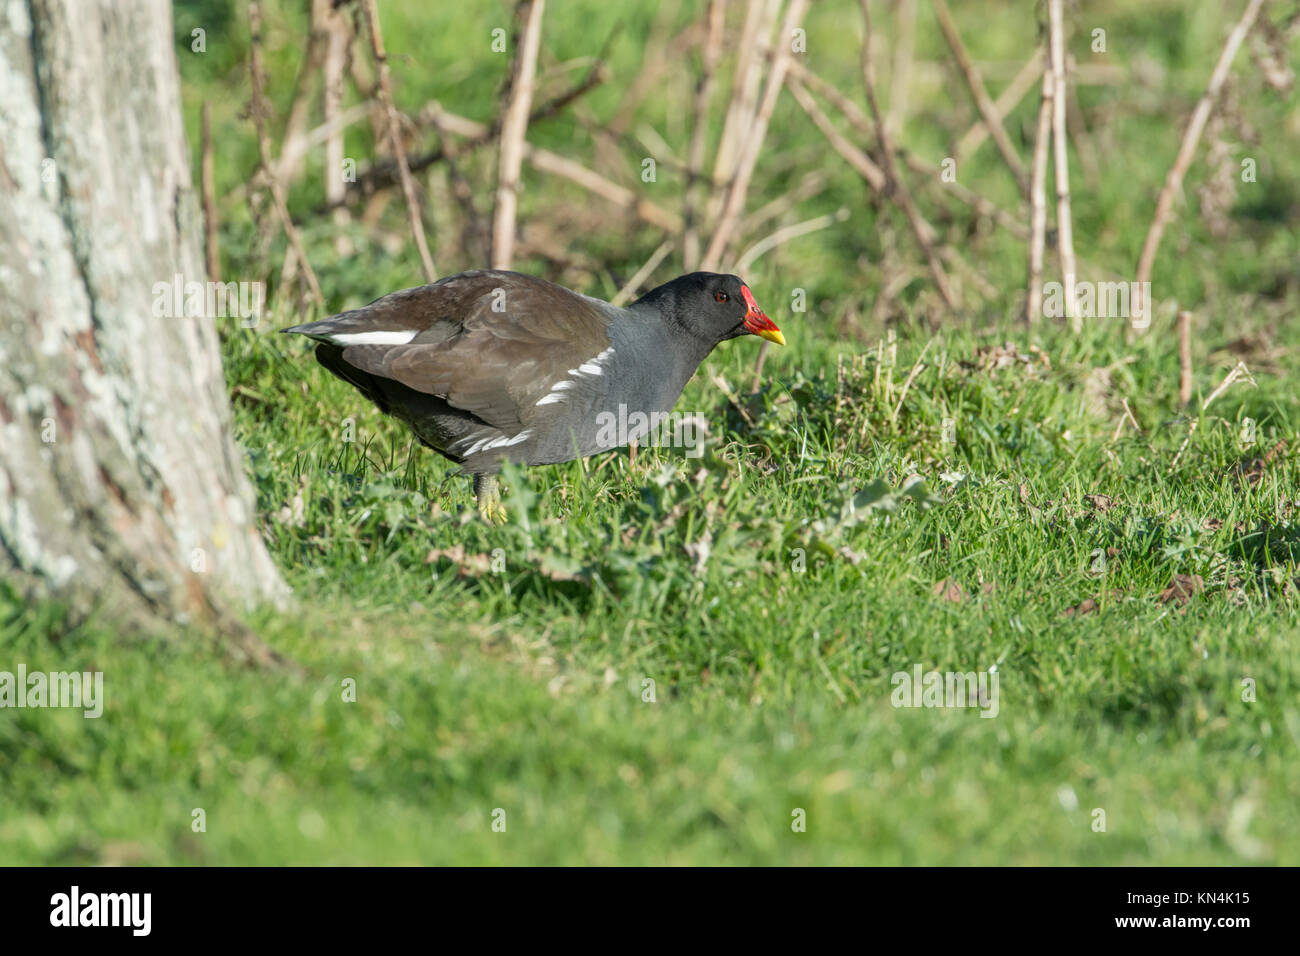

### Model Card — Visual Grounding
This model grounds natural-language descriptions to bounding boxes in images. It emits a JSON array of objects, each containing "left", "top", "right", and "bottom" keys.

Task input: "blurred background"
[{"left": 175, "top": 0, "right": 1299, "bottom": 344}]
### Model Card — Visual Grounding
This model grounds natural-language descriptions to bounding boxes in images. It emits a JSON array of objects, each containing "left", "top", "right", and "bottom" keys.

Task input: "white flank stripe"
[
  {"left": 463, "top": 429, "right": 532, "bottom": 456},
  {"left": 486, "top": 430, "right": 532, "bottom": 449},
  {"left": 328, "top": 330, "right": 418, "bottom": 346},
  {"left": 539, "top": 347, "right": 614, "bottom": 407},
  {"left": 567, "top": 347, "right": 615, "bottom": 378}
]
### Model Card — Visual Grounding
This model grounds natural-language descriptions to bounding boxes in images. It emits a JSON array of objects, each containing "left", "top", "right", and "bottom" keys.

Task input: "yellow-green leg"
[{"left": 473, "top": 474, "right": 508, "bottom": 524}]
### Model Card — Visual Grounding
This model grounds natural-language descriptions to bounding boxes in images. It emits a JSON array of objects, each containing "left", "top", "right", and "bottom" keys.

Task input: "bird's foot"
[
  {"left": 479, "top": 499, "right": 508, "bottom": 525},
  {"left": 473, "top": 474, "right": 508, "bottom": 525}
]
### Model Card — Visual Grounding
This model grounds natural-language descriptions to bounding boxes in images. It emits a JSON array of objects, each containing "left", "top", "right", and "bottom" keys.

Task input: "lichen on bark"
[{"left": 0, "top": 0, "right": 288, "bottom": 642}]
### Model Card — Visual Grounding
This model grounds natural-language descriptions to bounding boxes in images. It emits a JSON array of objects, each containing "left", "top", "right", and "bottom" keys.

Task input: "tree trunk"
[{"left": 0, "top": 0, "right": 288, "bottom": 640}]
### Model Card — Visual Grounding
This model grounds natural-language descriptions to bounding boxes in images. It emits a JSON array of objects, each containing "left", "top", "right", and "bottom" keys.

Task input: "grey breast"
[{"left": 525, "top": 318, "right": 702, "bottom": 465}]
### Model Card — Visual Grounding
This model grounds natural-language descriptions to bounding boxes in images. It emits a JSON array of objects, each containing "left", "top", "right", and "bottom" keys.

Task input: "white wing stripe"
[
  {"left": 327, "top": 330, "right": 418, "bottom": 345},
  {"left": 540, "top": 347, "right": 615, "bottom": 405},
  {"left": 463, "top": 429, "right": 533, "bottom": 456}
]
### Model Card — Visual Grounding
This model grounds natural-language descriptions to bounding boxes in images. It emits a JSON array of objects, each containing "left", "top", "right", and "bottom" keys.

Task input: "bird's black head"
[{"left": 635, "top": 272, "right": 784, "bottom": 348}]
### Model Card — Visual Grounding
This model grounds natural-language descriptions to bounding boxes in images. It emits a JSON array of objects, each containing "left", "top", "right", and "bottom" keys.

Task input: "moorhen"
[{"left": 283, "top": 270, "right": 784, "bottom": 521}]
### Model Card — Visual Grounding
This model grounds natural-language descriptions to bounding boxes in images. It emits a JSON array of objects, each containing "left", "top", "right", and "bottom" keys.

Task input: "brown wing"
[{"left": 330, "top": 271, "right": 614, "bottom": 431}]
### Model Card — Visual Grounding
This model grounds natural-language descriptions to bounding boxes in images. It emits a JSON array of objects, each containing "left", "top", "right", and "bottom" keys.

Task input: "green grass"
[
  {"left": 6, "top": 316, "right": 1298, "bottom": 864},
  {"left": 2, "top": 0, "right": 1298, "bottom": 864}
]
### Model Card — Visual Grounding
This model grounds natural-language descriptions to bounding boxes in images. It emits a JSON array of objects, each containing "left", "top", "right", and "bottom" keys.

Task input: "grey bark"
[{"left": 0, "top": 0, "right": 288, "bottom": 638}]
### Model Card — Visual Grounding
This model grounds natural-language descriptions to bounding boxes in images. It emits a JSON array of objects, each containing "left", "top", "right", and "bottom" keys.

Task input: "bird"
[{"left": 282, "top": 269, "right": 784, "bottom": 522}]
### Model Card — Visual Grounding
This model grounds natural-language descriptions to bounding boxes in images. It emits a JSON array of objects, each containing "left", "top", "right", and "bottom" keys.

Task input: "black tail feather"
[{"left": 314, "top": 343, "right": 390, "bottom": 415}]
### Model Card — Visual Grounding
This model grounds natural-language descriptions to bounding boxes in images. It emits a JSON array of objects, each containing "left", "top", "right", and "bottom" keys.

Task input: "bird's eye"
[{"left": 714, "top": 292, "right": 729, "bottom": 303}]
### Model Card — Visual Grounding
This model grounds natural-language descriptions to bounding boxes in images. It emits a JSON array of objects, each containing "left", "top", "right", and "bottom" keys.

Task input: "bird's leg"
[{"left": 473, "top": 474, "right": 508, "bottom": 524}]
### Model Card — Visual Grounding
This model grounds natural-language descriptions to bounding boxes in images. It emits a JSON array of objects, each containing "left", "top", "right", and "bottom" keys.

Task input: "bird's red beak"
[{"left": 741, "top": 285, "right": 785, "bottom": 346}]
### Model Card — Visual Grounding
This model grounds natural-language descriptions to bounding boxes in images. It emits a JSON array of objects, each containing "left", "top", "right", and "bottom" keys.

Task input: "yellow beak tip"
[{"left": 758, "top": 328, "right": 786, "bottom": 347}]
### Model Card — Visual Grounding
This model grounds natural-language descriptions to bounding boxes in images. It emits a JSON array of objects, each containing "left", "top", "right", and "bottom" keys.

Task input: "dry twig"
[
  {"left": 1134, "top": 0, "right": 1266, "bottom": 326},
  {"left": 491, "top": 0, "right": 547, "bottom": 269},
  {"left": 786, "top": 75, "right": 885, "bottom": 192},
  {"left": 1048, "top": 0, "right": 1077, "bottom": 332},
  {"left": 321, "top": 0, "right": 351, "bottom": 246},
  {"left": 886, "top": 0, "right": 916, "bottom": 137},
  {"left": 789, "top": 59, "right": 1028, "bottom": 237},
  {"left": 712, "top": 0, "right": 775, "bottom": 201},
  {"left": 932, "top": 0, "right": 1028, "bottom": 196},
  {"left": 684, "top": 0, "right": 727, "bottom": 270},
  {"left": 736, "top": 208, "right": 849, "bottom": 273},
  {"left": 956, "top": 49, "right": 1044, "bottom": 164},
  {"left": 612, "top": 240, "right": 675, "bottom": 307},
  {"left": 739, "top": 170, "right": 827, "bottom": 234},
  {"left": 1170, "top": 361, "right": 1256, "bottom": 471},
  {"left": 859, "top": 0, "right": 958, "bottom": 314},
  {"left": 429, "top": 107, "right": 683, "bottom": 233},
  {"left": 272, "top": 1, "right": 330, "bottom": 186},
  {"left": 360, "top": 0, "right": 437, "bottom": 281},
  {"left": 248, "top": 2, "right": 323, "bottom": 306},
  {"left": 900, "top": 151, "right": 1029, "bottom": 238},
  {"left": 322, "top": 61, "right": 608, "bottom": 214},
  {"left": 1026, "top": 64, "right": 1053, "bottom": 323},
  {"left": 786, "top": 57, "right": 872, "bottom": 132},
  {"left": 703, "top": 0, "right": 810, "bottom": 271}
]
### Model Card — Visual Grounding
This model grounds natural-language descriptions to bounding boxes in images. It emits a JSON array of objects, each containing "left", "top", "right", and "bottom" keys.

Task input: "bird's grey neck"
[
  {"left": 616, "top": 302, "right": 717, "bottom": 406},
  {"left": 629, "top": 290, "right": 718, "bottom": 358}
]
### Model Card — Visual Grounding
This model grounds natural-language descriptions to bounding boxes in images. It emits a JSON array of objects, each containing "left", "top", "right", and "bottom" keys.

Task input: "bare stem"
[
  {"left": 612, "top": 240, "right": 674, "bottom": 307},
  {"left": 321, "top": 0, "right": 351, "bottom": 242},
  {"left": 1134, "top": 0, "right": 1266, "bottom": 326},
  {"left": 248, "top": 1, "right": 324, "bottom": 306},
  {"left": 702, "top": 0, "right": 810, "bottom": 271},
  {"left": 933, "top": 0, "right": 1029, "bottom": 196},
  {"left": 491, "top": 0, "right": 547, "bottom": 270},
  {"left": 736, "top": 207, "right": 849, "bottom": 273},
  {"left": 1048, "top": 0, "right": 1077, "bottom": 332},
  {"left": 429, "top": 106, "right": 682, "bottom": 233},
  {"left": 1026, "top": 65, "right": 1052, "bottom": 324},
  {"left": 885, "top": 0, "right": 915, "bottom": 137},
  {"left": 786, "top": 74, "right": 885, "bottom": 192},
  {"left": 859, "top": 0, "right": 958, "bottom": 315},
  {"left": 789, "top": 58, "right": 1028, "bottom": 237},
  {"left": 684, "top": 0, "right": 728, "bottom": 271},
  {"left": 711, "top": 0, "right": 773, "bottom": 202},
  {"left": 360, "top": 0, "right": 438, "bottom": 282},
  {"left": 956, "top": 49, "right": 1044, "bottom": 164}
]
